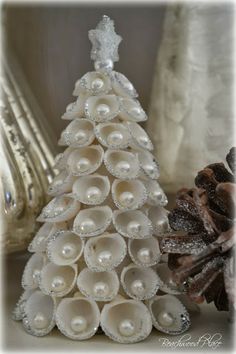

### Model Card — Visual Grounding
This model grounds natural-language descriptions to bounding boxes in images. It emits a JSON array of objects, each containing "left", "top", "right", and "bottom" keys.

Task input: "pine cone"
[{"left": 160, "top": 148, "right": 235, "bottom": 311}]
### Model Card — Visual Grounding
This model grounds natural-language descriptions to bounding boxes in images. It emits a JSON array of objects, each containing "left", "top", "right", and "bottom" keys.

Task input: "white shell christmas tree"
[{"left": 12, "top": 16, "right": 191, "bottom": 343}]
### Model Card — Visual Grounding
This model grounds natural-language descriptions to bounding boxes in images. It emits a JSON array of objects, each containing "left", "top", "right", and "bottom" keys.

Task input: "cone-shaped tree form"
[{"left": 12, "top": 16, "right": 191, "bottom": 343}]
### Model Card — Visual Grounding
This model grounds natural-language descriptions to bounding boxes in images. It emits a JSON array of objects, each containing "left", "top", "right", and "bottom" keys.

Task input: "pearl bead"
[
  {"left": 130, "top": 279, "right": 146, "bottom": 296},
  {"left": 127, "top": 221, "right": 141, "bottom": 235},
  {"left": 115, "top": 161, "right": 131, "bottom": 174},
  {"left": 137, "top": 248, "right": 153, "bottom": 264},
  {"left": 33, "top": 312, "right": 48, "bottom": 329},
  {"left": 93, "top": 281, "right": 110, "bottom": 297},
  {"left": 157, "top": 311, "right": 174, "bottom": 327},
  {"left": 70, "top": 315, "right": 87, "bottom": 332},
  {"left": 86, "top": 186, "right": 102, "bottom": 202},
  {"left": 91, "top": 78, "right": 104, "bottom": 90},
  {"left": 153, "top": 190, "right": 162, "bottom": 201},
  {"left": 138, "top": 136, "right": 148, "bottom": 146},
  {"left": 75, "top": 130, "right": 87, "bottom": 143},
  {"left": 130, "top": 106, "right": 141, "bottom": 115},
  {"left": 118, "top": 319, "right": 135, "bottom": 337},
  {"left": 79, "top": 218, "right": 96, "bottom": 233},
  {"left": 61, "top": 242, "right": 77, "bottom": 259},
  {"left": 144, "top": 164, "right": 155, "bottom": 174},
  {"left": 156, "top": 218, "right": 168, "bottom": 231},
  {"left": 119, "top": 191, "right": 134, "bottom": 207},
  {"left": 97, "top": 250, "right": 112, "bottom": 265},
  {"left": 107, "top": 131, "right": 124, "bottom": 146},
  {"left": 32, "top": 269, "right": 41, "bottom": 283},
  {"left": 51, "top": 275, "right": 67, "bottom": 292},
  {"left": 76, "top": 157, "right": 91, "bottom": 172},
  {"left": 96, "top": 103, "right": 110, "bottom": 117}
]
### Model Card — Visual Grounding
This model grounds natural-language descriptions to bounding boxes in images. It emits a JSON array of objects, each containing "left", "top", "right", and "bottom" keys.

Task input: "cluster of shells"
[{"left": 13, "top": 70, "right": 192, "bottom": 343}]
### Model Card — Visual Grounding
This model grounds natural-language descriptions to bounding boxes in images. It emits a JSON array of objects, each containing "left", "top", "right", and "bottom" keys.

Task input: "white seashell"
[
  {"left": 37, "top": 195, "right": 80, "bottom": 223},
  {"left": 66, "top": 145, "right": 104, "bottom": 176},
  {"left": 112, "top": 179, "right": 147, "bottom": 210},
  {"left": 113, "top": 210, "right": 153, "bottom": 239},
  {"left": 22, "top": 290, "right": 57, "bottom": 336},
  {"left": 155, "top": 263, "right": 183, "bottom": 294},
  {"left": 61, "top": 94, "right": 88, "bottom": 120},
  {"left": 22, "top": 253, "right": 46, "bottom": 290},
  {"left": 84, "top": 233, "right": 127, "bottom": 271},
  {"left": 120, "top": 263, "right": 160, "bottom": 300},
  {"left": 46, "top": 230, "right": 84, "bottom": 266},
  {"left": 55, "top": 296, "right": 100, "bottom": 340},
  {"left": 100, "top": 299, "right": 152, "bottom": 343},
  {"left": 28, "top": 223, "right": 58, "bottom": 253},
  {"left": 58, "top": 119, "right": 95, "bottom": 147},
  {"left": 138, "top": 150, "right": 160, "bottom": 179},
  {"left": 126, "top": 122, "right": 153, "bottom": 151},
  {"left": 54, "top": 147, "right": 76, "bottom": 170},
  {"left": 148, "top": 294, "right": 190, "bottom": 334},
  {"left": 47, "top": 170, "right": 76, "bottom": 196},
  {"left": 95, "top": 122, "right": 130, "bottom": 149},
  {"left": 119, "top": 98, "right": 147, "bottom": 122},
  {"left": 128, "top": 236, "right": 161, "bottom": 267},
  {"left": 71, "top": 174, "right": 110, "bottom": 205},
  {"left": 109, "top": 71, "right": 138, "bottom": 98},
  {"left": 73, "top": 206, "right": 112, "bottom": 237},
  {"left": 104, "top": 150, "right": 140, "bottom": 179},
  {"left": 85, "top": 95, "right": 120, "bottom": 122},
  {"left": 77, "top": 268, "right": 119, "bottom": 301},
  {"left": 39, "top": 263, "right": 77, "bottom": 297},
  {"left": 144, "top": 180, "right": 168, "bottom": 206},
  {"left": 147, "top": 206, "right": 170, "bottom": 235},
  {"left": 73, "top": 71, "right": 111, "bottom": 96},
  {"left": 12, "top": 289, "right": 35, "bottom": 321}
]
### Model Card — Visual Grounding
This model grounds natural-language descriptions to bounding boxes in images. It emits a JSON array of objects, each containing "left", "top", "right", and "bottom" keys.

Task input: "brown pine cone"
[{"left": 160, "top": 148, "right": 235, "bottom": 311}]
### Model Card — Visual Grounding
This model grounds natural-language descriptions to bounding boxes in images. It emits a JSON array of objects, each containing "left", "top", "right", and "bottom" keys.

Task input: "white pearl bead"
[
  {"left": 156, "top": 218, "right": 168, "bottom": 231},
  {"left": 70, "top": 315, "right": 87, "bottom": 332},
  {"left": 33, "top": 312, "right": 48, "bottom": 329},
  {"left": 130, "top": 279, "right": 146, "bottom": 296},
  {"left": 115, "top": 161, "right": 131, "bottom": 174},
  {"left": 61, "top": 242, "right": 77, "bottom": 259},
  {"left": 127, "top": 221, "right": 141, "bottom": 235},
  {"left": 91, "top": 78, "right": 104, "bottom": 90},
  {"left": 107, "top": 131, "right": 124, "bottom": 146},
  {"left": 76, "top": 157, "right": 91, "bottom": 172},
  {"left": 153, "top": 190, "right": 162, "bottom": 201},
  {"left": 75, "top": 130, "right": 87, "bottom": 143},
  {"left": 86, "top": 186, "right": 102, "bottom": 202},
  {"left": 138, "top": 136, "right": 148, "bottom": 146},
  {"left": 144, "top": 164, "right": 155, "bottom": 174},
  {"left": 130, "top": 106, "right": 141, "bottom": 115},
  {"left": 79, "top": 218, "right": 96, "bottom": 233},
  {"left": 97, "top": 250, "right": 112, "bottom": 265},
  {"left": 93, "top": 281, "right": 110, "bottom": 297},
  {"left": 51, "top": 275, "right": 67, "bottom": 292},
  {"left": 32, "top": 269, "right": 41, "bottom": 283},
  {"left": 96, "top": 103, "right": 110, "bottom": 117},
  {"left": 118, "top": 319, "right": 135, "bottom": 337},
  {"left": 119, "top": 191, "right": 134, "bottom": 207},
  {"left": 157, "top": 311, "right": 174, "bottom": 327},
  {"left": 137, "top": 248, "right": 153, "bottom": 264}
]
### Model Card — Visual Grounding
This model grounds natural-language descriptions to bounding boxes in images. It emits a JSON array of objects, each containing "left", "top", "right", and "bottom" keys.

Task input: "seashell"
[
  {"left": 39, "top": 262, "right": 77, "bottom": 297},
  {"left": 12, "top": 289, "right": 35, "bottom": 321},
  {"left": 126, "top": 122, "right": 153, "bottom": 151},
  {"left": 61, "top": 94, "right": 88, "bottom": 120},
  {"left": 46, "top": 230, "right": 84, "bottom": 266},
  {"left": 37, "top": 195, "right": 80, "bottom": 223},
  {"left": 95, "top": 122, "right": 130, "bottom": 149},
  {"left": 138, "top": 150, "right": 160, "bottom": 179},
  {"left": 104, "top": 150, "right": 140, "bottom": 179},
  {"left": 144, "top": 180, "right": 168, "bottom": 206},
  {"left": 100, "top": 299, "right": 152, "bottom": 343},
  {"left": 73, "top": 71, "right": 111, "bottom": 96},
  {"left": 155, "top": 263, "right": 183, "bottom": 294},
  {"left": 148, "top": 294, "right": 190, "bottom": 334},
  {"left": 113, "top": 210, "right": 153, "bottom": 239},
  {"left": 54, "top": 147, "right": 75, "bottom": 170},
  {"left": 22, "top": 253, "right": 46, "bottom": 290},
  {"left": 58, "top": 119, "right": 95, "bottom": 147},
  {"left": 22, "top": 290, "right": 57, "bottom": 336},
  {"left": 73, "top": 206, "right": 112, "bottom": 237},
  {"left": 66, "top": 145, "right": 104, "bottom": 176},
  {"left": 110, "top": 71, "right": 138, "bottom": 98},
  {"left": 120, "top": 263, "right": 160, "bottom": 300},
  {"left": 55, "top": 296, "right": 100, "bottom": 340},
  {"left": 77, "top": 268, "right": 119, "bottom": 301},
  {"left": 47, "top": 170, "right": 76, "bottom": 196},
  {"left": 128, "top": 236, "right": 161, "bottom": 267},
  {"left": 84, "top": 95, "right": 120, "bottom": 122},
  {"left": 147, "top": 206, "right": 170, "bottom": 235},
  {"left": 71, "top": 174, "right": 110, "bottom": 205},
  {"left": 112, "top": 179, "right": 147, "bottom": 210},
  {"left": 119, "top": 98, "right": 147, "bottom": 122},
  {"left": 28, "top": 223, "right": 55, "bottom": 253},
  {"left": 84, "top": 233, "right": 127, "bottom": 271}
]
